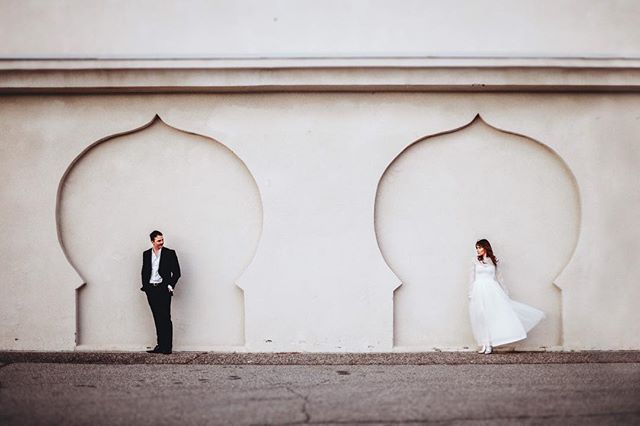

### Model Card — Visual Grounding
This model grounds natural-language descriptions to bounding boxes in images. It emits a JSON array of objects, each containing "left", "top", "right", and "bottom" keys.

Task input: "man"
[{"left": 141, "top": 230, "right": 181, "bottom": 354}]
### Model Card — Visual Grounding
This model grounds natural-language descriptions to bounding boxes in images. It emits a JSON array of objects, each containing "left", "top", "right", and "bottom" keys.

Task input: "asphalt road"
[{"left": 1, "top": 362, "right": 639, "bottom": 425}]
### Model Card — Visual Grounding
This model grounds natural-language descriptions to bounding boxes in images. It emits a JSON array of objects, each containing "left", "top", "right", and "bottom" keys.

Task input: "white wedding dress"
[{"left": 469, "top": 258, "right": 545, "bottom": 347}]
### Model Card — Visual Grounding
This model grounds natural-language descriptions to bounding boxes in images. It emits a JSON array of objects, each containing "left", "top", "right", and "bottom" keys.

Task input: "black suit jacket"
[{"left": 141, "top": 247, "right": 181, "bottom": 292}]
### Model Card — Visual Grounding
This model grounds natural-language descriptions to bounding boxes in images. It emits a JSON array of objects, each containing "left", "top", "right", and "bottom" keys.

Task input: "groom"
[{"left": 141, "top": 230, "right": 181, "bottom": 354}]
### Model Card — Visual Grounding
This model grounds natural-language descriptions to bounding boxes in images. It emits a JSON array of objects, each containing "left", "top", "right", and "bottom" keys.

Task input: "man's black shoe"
[
  {"left": 160, "top": 350, "right": 172, "bottom": 355},
  {"left": 146, "top": 346, "right": 161, "bottom": 354}
]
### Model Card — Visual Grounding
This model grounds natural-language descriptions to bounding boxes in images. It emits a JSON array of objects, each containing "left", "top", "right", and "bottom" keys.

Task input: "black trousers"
[{"left": 146, "top": 285, "right": 173, "bottom": 351}]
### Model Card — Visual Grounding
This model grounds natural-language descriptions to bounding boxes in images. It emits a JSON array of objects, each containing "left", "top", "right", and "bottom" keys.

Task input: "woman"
[{"left": 469, "top": 239, "right": 545, "bottom": 354}]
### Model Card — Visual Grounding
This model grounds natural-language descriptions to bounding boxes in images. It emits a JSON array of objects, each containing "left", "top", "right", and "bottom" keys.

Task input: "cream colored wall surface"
[
  {"left": 1, "top": 0, "right": 639, "bottom": 58},
  {"left": 1, "top": 93, "right": 639, "bottom": 351}
]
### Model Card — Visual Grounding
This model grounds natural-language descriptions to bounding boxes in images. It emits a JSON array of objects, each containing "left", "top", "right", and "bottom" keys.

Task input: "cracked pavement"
[{"left": 1, "top": 361, "right": 639, "bottom": 425}]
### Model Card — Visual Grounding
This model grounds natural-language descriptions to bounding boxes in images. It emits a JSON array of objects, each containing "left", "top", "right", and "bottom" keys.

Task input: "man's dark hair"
[{"left": 150, "top": 230, "right": 163, "bottom": 241}]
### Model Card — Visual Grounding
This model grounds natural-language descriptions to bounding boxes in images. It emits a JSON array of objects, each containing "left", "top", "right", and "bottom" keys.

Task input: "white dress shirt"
[{"left": 150, "top": 248, "right": 163, "bottom": 284}]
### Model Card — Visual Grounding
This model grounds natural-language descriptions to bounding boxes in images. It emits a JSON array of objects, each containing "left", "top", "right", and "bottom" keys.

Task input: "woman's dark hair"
[
  {"left": 149, "top": 230, "right": 163, "bottom": 241},
  {"left": 476, "top": 239, "right": 498, "bottom": 268}
]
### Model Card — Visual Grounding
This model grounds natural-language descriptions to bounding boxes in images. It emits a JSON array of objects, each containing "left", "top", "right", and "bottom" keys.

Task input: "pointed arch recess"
[
  {"left": 375, "top": 114, "right": 580, "bottom": 350},
  {"left": 56, "top": 115, "right": 263, "bottom": 349}
]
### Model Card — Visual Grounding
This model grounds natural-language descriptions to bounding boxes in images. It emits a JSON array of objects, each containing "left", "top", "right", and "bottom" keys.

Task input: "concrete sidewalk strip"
[{"left": 1, "top": 350, "right": 640, "bottom": 365}]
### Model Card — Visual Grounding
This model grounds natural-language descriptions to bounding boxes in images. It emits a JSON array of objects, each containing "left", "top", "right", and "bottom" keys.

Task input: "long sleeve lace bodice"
[{"left": 469, "top": 257, "right": 508, "bottom": 297}]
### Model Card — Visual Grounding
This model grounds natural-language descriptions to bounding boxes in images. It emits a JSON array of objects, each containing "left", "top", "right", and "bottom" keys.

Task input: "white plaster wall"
[
  {"left": 1, "top": 0, "right": 639, "bottom": 353},
  {"left": 1, "top": 0, "right": 639, "bottom": 59},
  {"left": 1, "top": 93, "right": 639, "bottom": 351}
]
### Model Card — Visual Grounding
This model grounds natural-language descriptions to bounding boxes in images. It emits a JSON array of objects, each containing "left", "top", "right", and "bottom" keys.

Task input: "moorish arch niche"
[
  {"left": 375, "top": 115, "right": 580, "bottom": 350},
  {"left": 57, "top": 115, "right": 262, "bottom": 350}
]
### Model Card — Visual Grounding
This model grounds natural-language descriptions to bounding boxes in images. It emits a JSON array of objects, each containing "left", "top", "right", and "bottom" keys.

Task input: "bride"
[{"left": 469, "top": 239, "right": 545, "bottom": 354}]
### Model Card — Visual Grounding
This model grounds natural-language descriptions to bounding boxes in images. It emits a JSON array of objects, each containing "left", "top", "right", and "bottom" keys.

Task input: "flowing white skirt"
[{"left": 469, "top": 278, "right": 545, "bottom": 347}]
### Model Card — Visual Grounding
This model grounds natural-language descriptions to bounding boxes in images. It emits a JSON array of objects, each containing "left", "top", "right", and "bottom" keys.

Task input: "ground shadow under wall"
[
  {"left": 55, "top": 114, "right": 263, "bottom": 349},
  {"left": 375, "top": 114, "right": 581, "bottom": 350}
]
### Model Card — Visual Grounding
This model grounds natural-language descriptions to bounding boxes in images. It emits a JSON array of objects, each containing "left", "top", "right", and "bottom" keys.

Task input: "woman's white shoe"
[
  {"left": 477, "top": 345, "right": 486, "bottom": 354},
  {"left": 483, "top": 345, "right": 493, "bottom": 354}
]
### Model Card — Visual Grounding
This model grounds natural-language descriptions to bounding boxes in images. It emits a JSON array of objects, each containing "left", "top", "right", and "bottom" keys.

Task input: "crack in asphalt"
[
  {"left": 284, "top": 386, "right": 311, "bottom": 424},
  {"left": 260, "top": 375, "right": 313, "bottom": 424}
]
